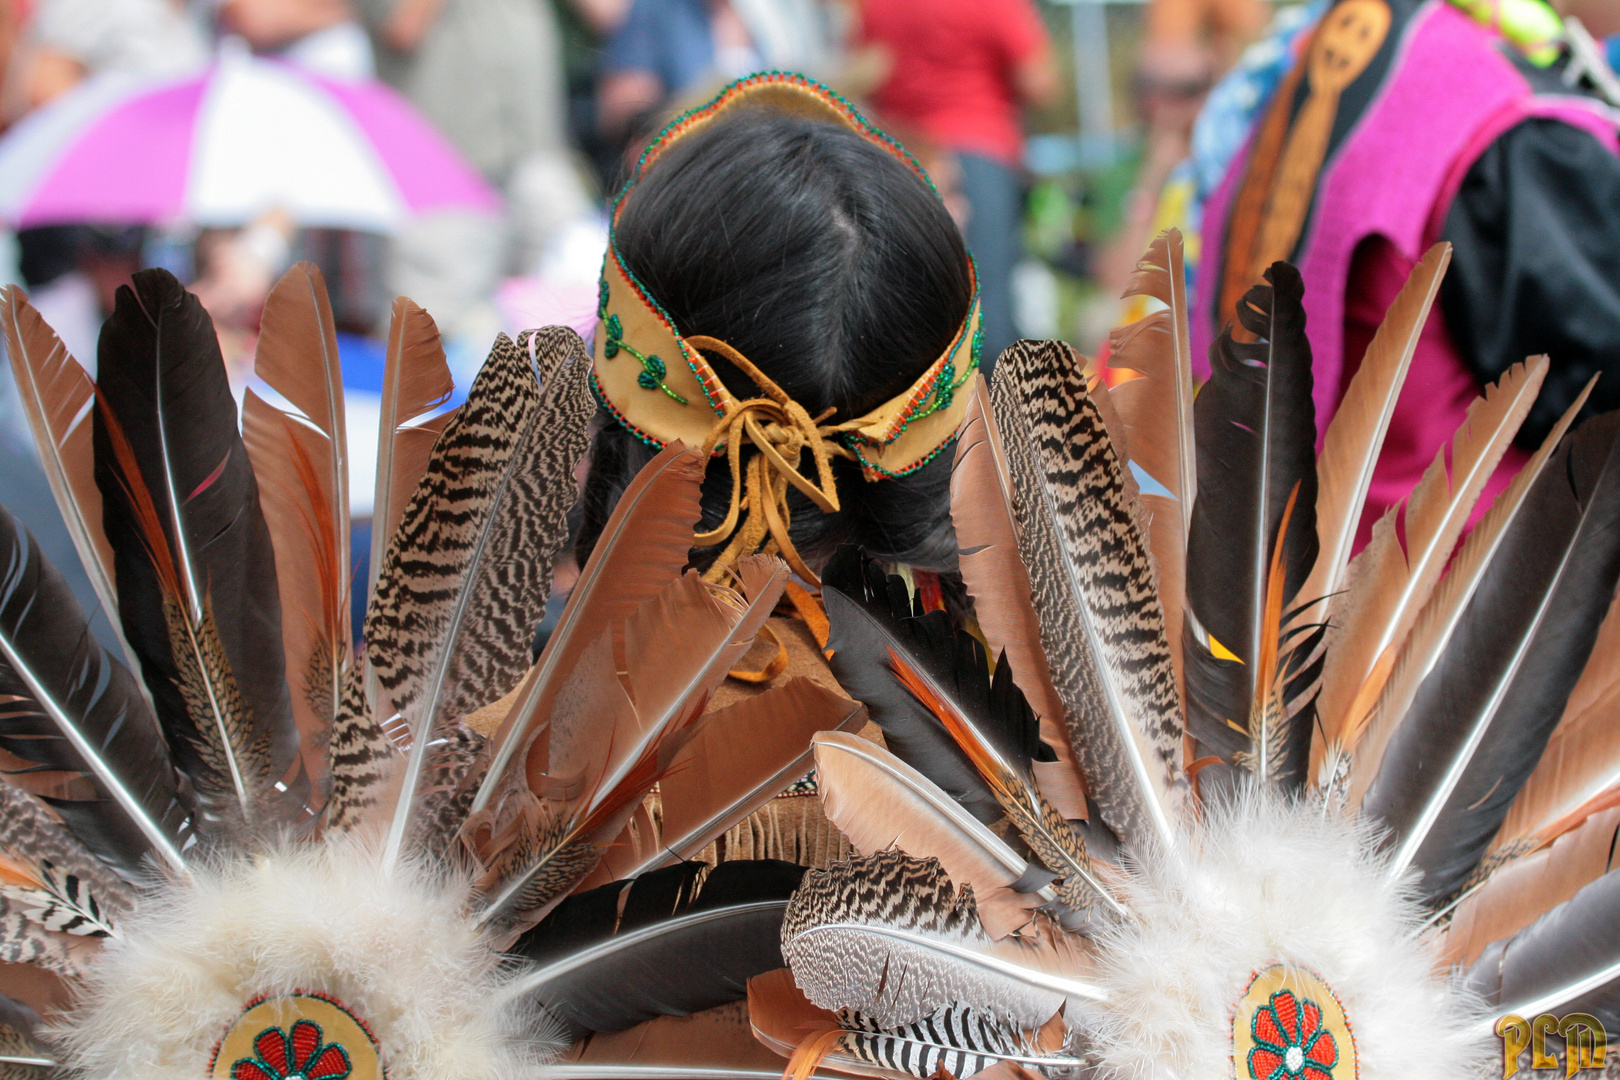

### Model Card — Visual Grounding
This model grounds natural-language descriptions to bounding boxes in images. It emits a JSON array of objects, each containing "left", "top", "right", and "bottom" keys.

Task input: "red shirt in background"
[{"left": 858, "top": 0, "right": 1049, "bottom": 166}]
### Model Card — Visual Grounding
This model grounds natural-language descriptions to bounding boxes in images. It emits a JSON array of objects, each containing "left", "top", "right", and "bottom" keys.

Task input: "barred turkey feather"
[
  {"left": 951, "top": 379, "right": 1088, "bottom": 802},
  {"left": 320, "top": 663, "right": 399, "bottom": 833},
  {"left": 0, "top": 898, "right": 86, "bottom": 978},
  {"left": 811, "top": 731, "right": 1057, "bottom": 940},
  {"left": 375, "top": 328, "right": 593, "bottom": 867},
  {"left": 988, "top": 339, "right": 1187, "bottom": 852},
  {"left": 838, "top": 1004, "right": 1074, "bottom": 1080},
  {"left": 0, "top": 787, "right": 129, "bottom": 919},
  {"left": 0, "top": 852, "right": 115, "bottom": 938},
  {"left": 781, "top": 852, "right": 1097, "bottom": 1031}
]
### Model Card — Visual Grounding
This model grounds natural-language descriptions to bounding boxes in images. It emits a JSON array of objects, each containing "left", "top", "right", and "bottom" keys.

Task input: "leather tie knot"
[{"left": 686, "top": 335, "right": 859, "bottom": 586}]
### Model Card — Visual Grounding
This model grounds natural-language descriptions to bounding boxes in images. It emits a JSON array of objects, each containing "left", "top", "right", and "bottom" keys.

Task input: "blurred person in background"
[
  {"left": 218, "top": 0, "right": 376, "bottom": 79},
  {"left": 1193, "top": 0, "right": 1620, "bottom": 550},
  {"left": 596, "top": 0, "right": 838, "bottom": 169},
  {"left": 1095, "top": 0, "right": 1265, "bottom": 299},
  {"left": 348, "top": 0, "right": 591, "bottom": 385},
  {"left": 0, "top": 0, "right": 207, "bottom": 123},
  {"left": 853, "top": 0, "right": 1058, "bottom": 370}
]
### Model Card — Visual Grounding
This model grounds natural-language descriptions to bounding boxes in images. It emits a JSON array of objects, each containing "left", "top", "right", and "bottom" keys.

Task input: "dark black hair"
[{"left": 576, "top": 106, "right": 975, "bottom": 573}]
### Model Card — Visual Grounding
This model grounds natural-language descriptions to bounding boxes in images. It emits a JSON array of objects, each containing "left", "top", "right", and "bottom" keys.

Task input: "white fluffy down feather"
[
  {"left": 1087, "top": 788, "right": 1491, "bottom": 1080},
  {"left": 55, "top": 831, "right": 559, "bottom": 1080}
]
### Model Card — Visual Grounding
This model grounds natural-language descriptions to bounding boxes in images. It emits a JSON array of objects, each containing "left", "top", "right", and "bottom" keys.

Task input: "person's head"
[{"left": 578, "top": 80, "right": 977, "bottom": 577}]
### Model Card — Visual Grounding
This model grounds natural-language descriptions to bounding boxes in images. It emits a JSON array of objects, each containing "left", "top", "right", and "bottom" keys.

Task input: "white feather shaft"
[
  {"left": 791, "top": 922, "right": 1108, "bottom": 1004},
  {"left": 0, "top": 631, "right": 186, "bottom": 871},
  {"left": 500, "top": 902, "right": 786, "bottom": 1002}
]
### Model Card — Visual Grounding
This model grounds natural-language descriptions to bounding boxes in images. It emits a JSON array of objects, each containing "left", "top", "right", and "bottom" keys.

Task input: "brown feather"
[
  {"left": 370, "top": 297, "right": 454, "bottom": 585},
  {"left": 254, "top": 264, "right": 349, "bottom": 570},
  {"left": 1444, "top": 805, "right": 1620, "bottom": 968},
  {"left": 469, "top": 558, "right": 787, "bottom": 934},
  {"left": 241, "top": 392, "right": 343, "bottom": 806},
  {"left": 1344, "top": 375, "right": 1589, "bottom": 806},
  {"left": 950, "top": 379, "right": 1088, "bottom": 815},
  {"left": 887, "top": 648, "right": 1123, "bottom": 919},
  {"left": 1317, "top": 357, "right": 1549, "bottom": 768},
  {"left": 811, "top": 730, "right": 1055, "bottom": 939},
  {"left": 1109, "top": 230, "right": 1197, "bottom": 705},
  {"left": 642, "top": 676, "right": 863, "bottom": 871},
  {"left": 1300, "top": 243, "right": 1449, "bottom": 630},
  {"left": 467, "top": 443, "right": 705, "bottom": 823},
  {"left": 1492, "top": 677, "right": 1620, "bottom": 854},
  {"left": 0, "top": 287, "right": 116, "bottom": 626}
]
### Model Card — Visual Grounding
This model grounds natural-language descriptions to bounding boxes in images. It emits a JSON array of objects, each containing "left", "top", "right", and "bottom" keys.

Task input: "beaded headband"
[{"left": 592, "top": 73, "right": 982, "bottom": 583}]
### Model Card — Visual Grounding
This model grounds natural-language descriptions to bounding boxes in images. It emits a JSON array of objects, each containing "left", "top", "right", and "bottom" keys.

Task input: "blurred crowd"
[{"left": 0, "top": 0, "right": 1270, "bottom": 620}]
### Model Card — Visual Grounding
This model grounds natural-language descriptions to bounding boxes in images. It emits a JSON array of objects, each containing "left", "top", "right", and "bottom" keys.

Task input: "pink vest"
[{"left": 1195, "top": 0, "right": 1620, "bottom": 432}]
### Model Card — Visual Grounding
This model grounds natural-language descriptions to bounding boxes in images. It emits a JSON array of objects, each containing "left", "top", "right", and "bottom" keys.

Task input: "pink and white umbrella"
[{"left": 0, "top": 45, "right": 500, "bottom": 234}]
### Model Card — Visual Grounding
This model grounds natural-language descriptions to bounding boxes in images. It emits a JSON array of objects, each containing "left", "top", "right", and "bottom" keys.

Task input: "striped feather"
[
  {"left": 781, "top": 852, "right": 1098, "bottom": 1032},
  {"left": 988, "top": 340, "right": 1187, "bottom": 852},
  {"left": 839, "top": 1005, "right": 1079, "bottom": 1080},
  {"left": 372, "top": 328, "right": 594, "bottom": 867},
  {"left": 811, "top": 731, "right": 1058, "bottom": 940},
  {"left": 1109, "top": 229, "right": 1196, "bottom": 704}
]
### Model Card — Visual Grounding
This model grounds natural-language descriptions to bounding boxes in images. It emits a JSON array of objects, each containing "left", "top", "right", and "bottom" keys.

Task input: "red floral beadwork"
[
  {"left": 232, "top": 1020, "right": 352, "bottom": 1080},
  {"left": 1248, "top": 989, "right": 1338, "bottom": 1080}
]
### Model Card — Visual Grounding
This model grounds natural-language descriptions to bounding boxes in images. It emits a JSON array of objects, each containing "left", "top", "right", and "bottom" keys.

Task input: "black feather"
[
  {"left": 1183, "top": 261, "right": 1319, "bottom": 791},
  {"left": 0, "top": 502, "right": 187, "bottom": 876},
  {"left": 822, "top": 546, "right": 1012, "bottom": 824},
  {"left": 1365, "top": 411, "right": 1620, "bottom": 905},
  {"left": 92, "top": 269, "right": 301, "bottom": 832},
  {"left": 511, "top": 858, "right": 807, "bottom": 1039}
]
